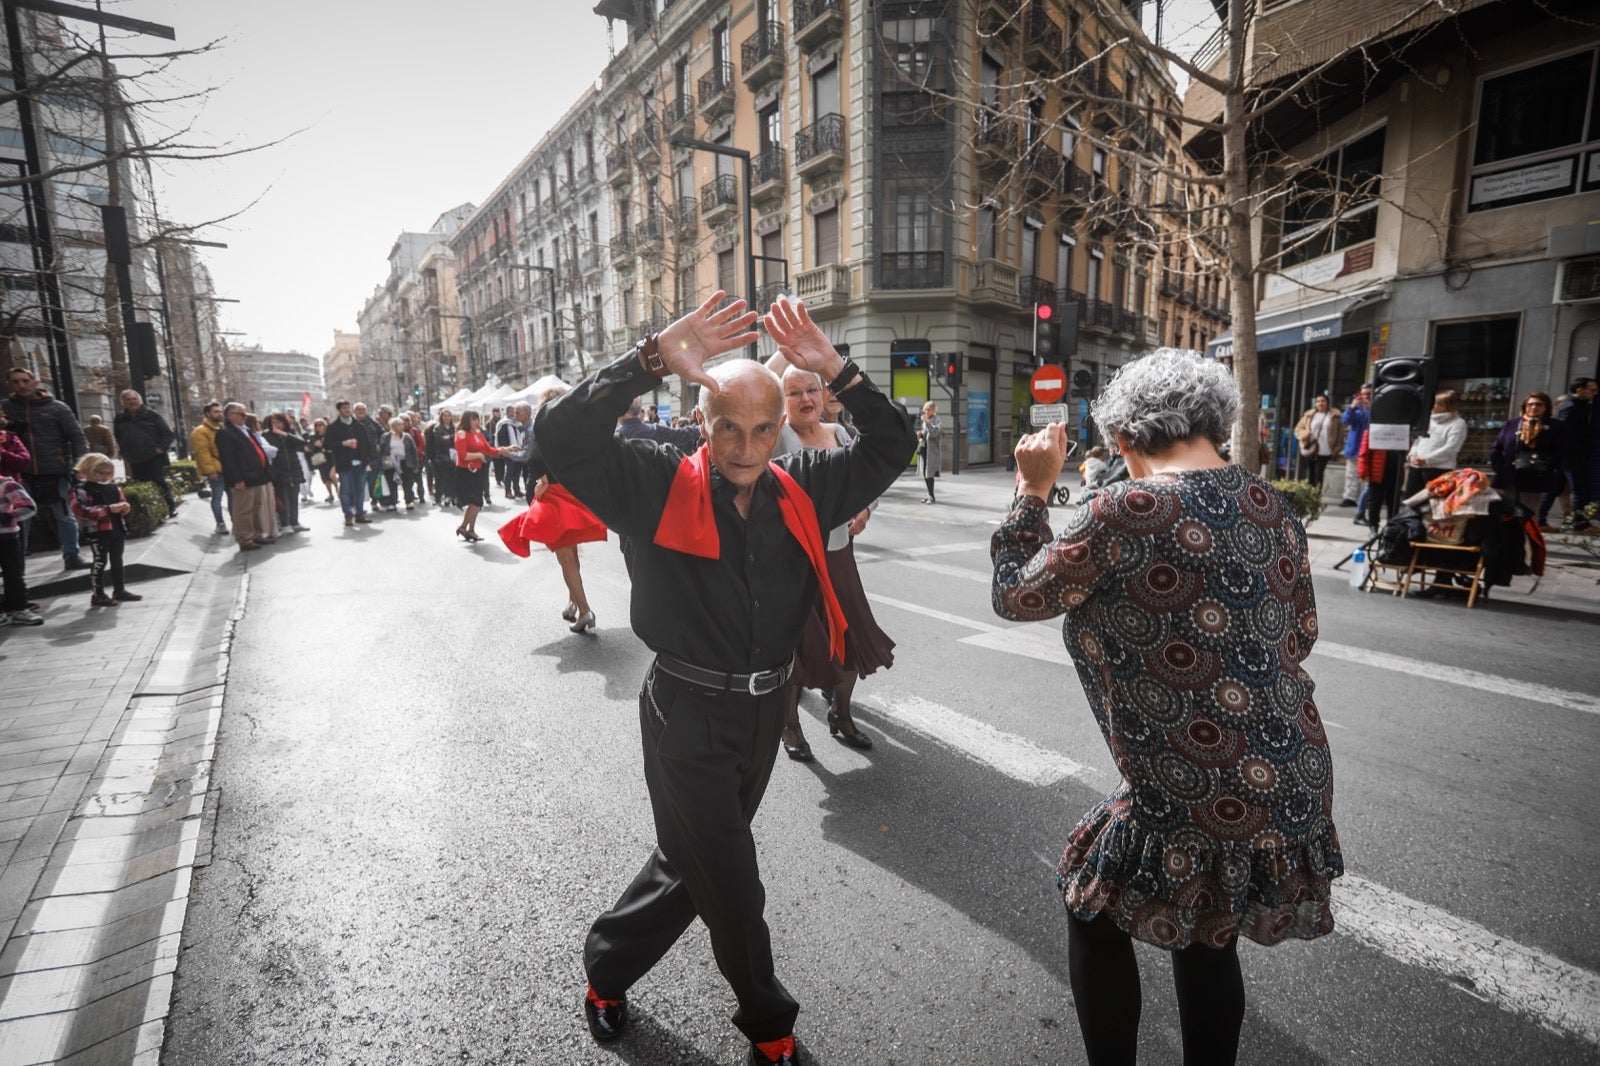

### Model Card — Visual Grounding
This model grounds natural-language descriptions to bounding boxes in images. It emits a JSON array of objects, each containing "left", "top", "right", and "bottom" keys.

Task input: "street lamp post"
[{"left": 668, "top": 135, "right": 757, "bottom": 360}]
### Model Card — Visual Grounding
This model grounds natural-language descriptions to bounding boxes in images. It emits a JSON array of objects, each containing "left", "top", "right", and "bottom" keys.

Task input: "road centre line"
[
  {"left": 855, "top": 539, "right": 993, "bottom": 560},
  {"left": 857, "top": 686, "right": 1600, "bottom": 1048},
  {"left": 867, "top": 593, "right": 1003, "bottom": 634}
]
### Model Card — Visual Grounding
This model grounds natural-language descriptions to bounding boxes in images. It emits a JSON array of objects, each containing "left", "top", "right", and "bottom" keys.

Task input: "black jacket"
[
  {"left": 0, "top": 389, "right": 88, "bottom": 476},
  {"left": 263, "top": 430, "right": 306, "bottom": 483},
  {"left": 216, "top": 423, "right": 273, "bottom": 487},
  {"left": 324, "top": 417, "right": 374, "bottom": 471},
  {"left": 113, "top": 405, "right": 174, "bottom": 464}
]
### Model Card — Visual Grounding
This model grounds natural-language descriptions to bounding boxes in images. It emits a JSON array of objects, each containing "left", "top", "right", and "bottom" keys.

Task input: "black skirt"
[
  {"left": 457, "top": 465, "right": 491, "bottom": 507},
  {"left": 791, "top": 542, "right": 895, "bottom": 689}
]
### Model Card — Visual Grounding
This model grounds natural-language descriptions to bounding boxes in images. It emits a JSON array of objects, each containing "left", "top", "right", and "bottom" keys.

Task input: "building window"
[
  {"left": 1087, "top": 248, "right": 1103, "bottom": 301},
  {"left": 1056, "top": 236, "right": 1075, "bottom": 293},
  {"left": 717, "top": 249, "right": 737, "bottom": 295},
  {"left": 882, "top": 16, "right": 934, "bottom": 84},
  {"left": 977, "top": 205, "right": 997, "bottom": 261},
  {"left": 1279, "top": 126, "right": 1385, "bottom": 268},
  {"left": 622, "top": 286, "right": 636, "bottom": 327},
  {"left": 1469, "top": 46, "right": 1600, "bottom": 210},
  {"left": 812, "top": 61, "right": 840, "bottom": 120},
  {"left": 815, "top": 206, "right": 839, "bottom": 266},
  {"left": 760, "top": 103, "right": 781, "bottom": 151}
]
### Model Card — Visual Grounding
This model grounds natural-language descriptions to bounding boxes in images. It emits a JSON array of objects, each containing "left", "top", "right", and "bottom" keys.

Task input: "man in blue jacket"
[{"left": 1341, "top": 385, "right": 1371, "bottom": 515}]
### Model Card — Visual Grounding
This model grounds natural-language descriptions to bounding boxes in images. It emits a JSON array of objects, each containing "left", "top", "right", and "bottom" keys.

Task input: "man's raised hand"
[
  {"left": 763, "top": 298, "right": 844, "bottom": 382},
  {"left": 656, "top": 291, "right": 761, "bottom": 394}
]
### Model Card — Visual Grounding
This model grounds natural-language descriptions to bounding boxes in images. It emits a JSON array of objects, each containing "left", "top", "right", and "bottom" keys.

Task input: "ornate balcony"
[
  {"left": 793, "top": 262, "right": 850, "bottom": 317},
  {"left": 606, "top": 144, "right": 630, "bottom": 186},
  {"left": 1114, "top": 307, "right": 1141, "bottom": 336},
  {"left": 741, "top": 24, "right": 784, "bottom": 90},
  {"left": 971, "top": 258, "right": 1022, "bottom": 309},
  {"left": 1059, "top": 162, "right": 1090, "bottom": 221},
  {"left": 700, "top": 174, "right": 738, "bottom": 225},
  {"left": 794, "top": 113, "right": 845, "bottom": 180},
  {"left": 754, "top": 279, "right": 789, "bottom": 312},
  {"left": 699, "top": 62, "right": 734, "bottom": 119},
  {"left": 752, "top": 146, "right": 787, "bottom": 202},
  {"left": 1064, "top": 45, "right": 1094, "bottom": 96},
  {"left": 672, "top": 197, "right": 698, "bottom": 232},
  {"left": 632, "top": 116, "right": 661, "bottom": 163},
  {"left": 1023, "top": 142, "right": 1063, "bottom": 194},
  {"left": 979, "top": 0, "right": 1019, "bottom": 39},
  {"left": 580, "top": 246, "right": 601, "bottom": 275},
  {"left": 1022, "top": 5, "right": 1062, "bottom": 73},
  {"left": 1084, "top": 298, "right": 1116, "bottom": 332},
  {"left": 663, "top": 93, "right": 695, "bottom": 136},
  {"left": 609, "top": 228, "right": 633, "bottom": 263},
  {"left": 975, "top": 111, "right": 1018, "bottom": 172},
  {"left": 1018, "top": 274, "right": 1054, "bottom": 308},
  {"left": 634, "top": 212, "right": 665, "bottom": 251},
  {"left": 794, "top": 0, "right": 842, "bottom": 53},
  {"left": 877, "top": 250, "right": 947, "bottom": 291}
]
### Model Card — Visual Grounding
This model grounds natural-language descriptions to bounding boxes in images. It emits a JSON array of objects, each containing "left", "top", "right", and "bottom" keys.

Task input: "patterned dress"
[{"left": 992, "top": 466, "right": 1343, "bottom": 949}]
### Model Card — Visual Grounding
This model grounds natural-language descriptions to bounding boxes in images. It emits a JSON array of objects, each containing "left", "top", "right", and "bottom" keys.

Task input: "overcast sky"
[{"left": 118, "top": 0, "right": 1217, "bottom": 360}]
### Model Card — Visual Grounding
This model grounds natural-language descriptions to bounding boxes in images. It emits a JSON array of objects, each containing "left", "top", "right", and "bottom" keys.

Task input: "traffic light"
[
  {"left": 412, "top": 384, "right": 422, "bottom": 399},
  {"left": 1034, "top": 303, "right": 1062, "bottom": 362},
  {"left": 935, "top": 354, "right": 962, "bottom": 390},
  {"left": 1370, "top": 355, "right": 1436, "bottom": 434},
  {"left": 1070, "top": 368, "right": 1094, "bottom": 399}
]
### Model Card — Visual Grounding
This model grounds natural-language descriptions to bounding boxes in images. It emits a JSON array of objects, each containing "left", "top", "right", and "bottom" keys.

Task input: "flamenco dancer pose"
[
  {"left": 771, "top": 362, "right": 894, "bottom": 760},
  {"left": 498, "top": 386, "right": 607, "bottom": 633},
  {"left": 539, "top": 293, "right": 915, "bottom": 1064}
]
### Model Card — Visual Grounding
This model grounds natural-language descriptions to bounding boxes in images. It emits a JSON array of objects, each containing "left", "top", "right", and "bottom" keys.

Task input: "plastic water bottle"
[{"left": 1349, "top": 547, "right": 1368, "bottom": 589}]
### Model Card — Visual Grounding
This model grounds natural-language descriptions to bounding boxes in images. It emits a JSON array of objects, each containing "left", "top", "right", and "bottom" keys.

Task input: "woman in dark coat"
[
  {"left": 426, "top": 410, "right": 458, "bottom": 509},
  {"left": 262, "top": 412, "right": 308, "bottom": 533},
  {"left": 1489, "top": 391, "right": 1566, "bottom": 515}
]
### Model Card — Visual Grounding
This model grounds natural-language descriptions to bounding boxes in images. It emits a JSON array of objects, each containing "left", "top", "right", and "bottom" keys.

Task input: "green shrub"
[
  {"left": 1273, "top": 479, "right": 1324, "bottom": 527},
  {"left": 167, "top": 459, "right": 202, "bottom": 495},
  {"left": 122, "top": 480, "right": 170, "bottom": 538}
]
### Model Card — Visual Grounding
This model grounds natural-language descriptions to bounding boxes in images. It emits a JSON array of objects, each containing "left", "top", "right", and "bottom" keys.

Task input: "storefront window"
[{"left": 1432, "top": 316, "right": 1520, "bottom": 467}]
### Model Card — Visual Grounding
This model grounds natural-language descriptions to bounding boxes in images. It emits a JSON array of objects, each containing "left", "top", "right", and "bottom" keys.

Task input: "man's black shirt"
[{"left": 537, "top": 352, "right": 915, "bottom": 673}]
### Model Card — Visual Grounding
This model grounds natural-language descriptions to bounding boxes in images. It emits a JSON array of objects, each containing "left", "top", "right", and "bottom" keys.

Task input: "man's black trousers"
[{"left": 585, "top": 663, "right": 798, "bottom": 1044}]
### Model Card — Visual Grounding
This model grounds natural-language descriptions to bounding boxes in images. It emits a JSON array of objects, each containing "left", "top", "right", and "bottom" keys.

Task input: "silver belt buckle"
[{"left": 747, "top": 671, "right": 769, "bottom": 696}]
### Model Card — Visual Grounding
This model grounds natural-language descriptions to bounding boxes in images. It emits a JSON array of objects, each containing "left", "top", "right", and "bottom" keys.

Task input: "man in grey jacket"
[{"left": 3, "top": 366, "right": 89, "bottom": 568}]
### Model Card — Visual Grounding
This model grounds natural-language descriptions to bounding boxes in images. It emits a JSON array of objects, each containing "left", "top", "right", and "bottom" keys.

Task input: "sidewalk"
[
  {"left": 0, "top": 500, "right": 245, "bottom": 1065},
  {"left": 876, "top": 462, "right": 1599, "bottom": 617}
]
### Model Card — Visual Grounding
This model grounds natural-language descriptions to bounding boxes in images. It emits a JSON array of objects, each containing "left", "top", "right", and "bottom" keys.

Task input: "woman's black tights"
[
  {"left": 924, "top": 476, "right": 936, "bottom": 502},
  {"left": 1067, "top": 912, "right": 1244, "bottom": 1066}
]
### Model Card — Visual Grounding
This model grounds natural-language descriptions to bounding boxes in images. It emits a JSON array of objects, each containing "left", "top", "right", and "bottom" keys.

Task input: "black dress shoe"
[
  {"left": 828, "top": 710, "right": 874, "bottom": 750},
  {"left": 782, "top": 729, "right": 814, "bottom": 762},
  {"left": 583, "top": 988, "right": 627, "bottom": 1042}
]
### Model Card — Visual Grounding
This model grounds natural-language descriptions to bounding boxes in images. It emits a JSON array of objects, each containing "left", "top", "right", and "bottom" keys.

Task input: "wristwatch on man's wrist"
[{"left": 635, "top": 334, "right": 667, "bottom": 379}]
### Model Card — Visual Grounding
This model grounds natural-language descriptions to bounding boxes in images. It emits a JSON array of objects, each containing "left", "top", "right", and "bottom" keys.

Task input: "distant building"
[
  {"left": 225, "top": 348, "right": 325, "bottom": 420},
  {"left": 323, "top": 330, "right": 362, "bottom": 405}
]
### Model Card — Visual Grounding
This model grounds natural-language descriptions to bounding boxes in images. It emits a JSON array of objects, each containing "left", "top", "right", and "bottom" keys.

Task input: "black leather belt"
[{"left": 655, "top": 653, "right": 794, "bottom": 696}]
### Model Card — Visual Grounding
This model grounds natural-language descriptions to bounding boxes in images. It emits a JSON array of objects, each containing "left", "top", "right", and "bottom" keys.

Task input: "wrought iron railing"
[
  {"left": 795, "top": 113, "right": 845, "bottom": 164},
  {"left": 878, "top": 250, "right": 947, "bottom": 290},
  {"left": 753, "top": 146, "right": 787, "bottom": 186},
  {"left": 700, "top": 174, "right": 738, "bottom": 215}
]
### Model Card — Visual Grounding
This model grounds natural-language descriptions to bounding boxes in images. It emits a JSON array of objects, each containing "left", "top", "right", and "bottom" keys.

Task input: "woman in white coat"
[{"left": 1403, "top": 389, "right": 1468, "bottom": 497}]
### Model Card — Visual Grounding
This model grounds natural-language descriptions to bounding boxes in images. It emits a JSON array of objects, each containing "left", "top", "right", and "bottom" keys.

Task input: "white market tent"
[
  {"left": 503, "top": 375, "right": 569, "bottom": 406},
  {"left": 429, "top": 388, "right": 474, "bottom": 420}
]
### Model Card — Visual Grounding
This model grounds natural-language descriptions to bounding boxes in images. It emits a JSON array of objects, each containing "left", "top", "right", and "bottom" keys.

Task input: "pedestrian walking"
[
  {"left": 1543, "top": 377, "right": 1597, "bottom": 531},
  {"left": 190, "top": 402, "right": 230, "bottom": 535},
  {"left": 426, "top": 410, "right": 458, "bottom": 509},
  {"left": 355, "top": 404, "right": 385, "bottom": 511},
  {"left": 772, "top": 364, "right": 890, "bottom": 761},
  {"left": 3, "top": 365, "right": 90, "bottom": 569},
  {"left": 496, "top": 409, "right": 527, "bottom": 499},
  {"left": 113, "top": 390, "right": 178, "bottom": 513},
  {"left": 498, "top": 390, "right": 606, "bottom": 632},
  {"left": 325, "top": 401, "right": 374, "bottom": 527},
  {"left": 216, "top": 403, "right": 276, "bottom": 551},
  {"left": 83, "top": 414, "right": 116, "bottom": 458},
  {"left": 382, "top": 417, "right": 421, "bottom": 510},
  {"left": 0, "top": 472, "right": 42, "bottom": 627},
  {"left": 262, "top": 413, "right": 309, "bottom": 533},
  {"left": 992, "top": 351, "right": 1343, "bottom": 1066},
  {"left": 542, "top": 293, "right": 915, "bottom": 1065},
  {"left": 1293, "top": 393, "right": 1344, "bottom": 491},
  {"left": 306, "top": 419, "right": 337, "bottom": 504},
  {"left": 452, "top": 411, "right": 499, "bottom": 542},
  {"left": 1490, "top": 392, "right": 1566, "bottom": 517},
  {"left": 403, "top": 413, "right": 428, "bottom": 505},
  {"left": 71, "top": 452, "right": 142, "bottom": 606},
  {"left": 917, "top": 400, "right": 941, "bottom": 502}
]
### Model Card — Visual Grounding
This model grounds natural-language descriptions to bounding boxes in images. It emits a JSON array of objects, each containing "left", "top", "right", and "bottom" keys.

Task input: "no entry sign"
[{"left": 1030, "top": 365, "right": 1067, "bottom": 403}]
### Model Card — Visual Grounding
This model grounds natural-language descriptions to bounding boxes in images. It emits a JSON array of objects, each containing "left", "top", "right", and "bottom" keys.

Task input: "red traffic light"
[{"left": 1036, "top": 303, "right": 1053, "bottom": 321}]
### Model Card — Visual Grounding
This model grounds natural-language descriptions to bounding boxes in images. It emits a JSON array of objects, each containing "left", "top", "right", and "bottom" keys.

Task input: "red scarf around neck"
[{"left": 655, "top": 445, "right": 847, "bottom": 663}]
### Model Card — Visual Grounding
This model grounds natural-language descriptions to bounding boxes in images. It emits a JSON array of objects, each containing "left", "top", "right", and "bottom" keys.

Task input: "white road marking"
[
  {"left": 1334, "top": 875, "right": 1600, "bottom": 1047},
  {"left": 867, "top": 593, "right": 1003, "bottom": 634},
  {"left": 871, "top": 556, "right": 993, "bottom": 584},
  {"left": 962, "top": 624, "right": 1070, "bottom": 665},
  {"left": 1310, "top": 640, "right": 1600, "bottom": 717},
  {"left": 857, "top": 687, "right": 1600, "bottom": 1049},
  {"left": 865, "top": 688, "right": 1102, "bottom": 786},
  {"left": 855, "top": 539, "right": 992, "bottom": 561}
]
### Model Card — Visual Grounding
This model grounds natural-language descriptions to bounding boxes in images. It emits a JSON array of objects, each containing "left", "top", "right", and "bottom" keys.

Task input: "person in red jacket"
[
  {"left": 452, "top": 411, "right": 499, "bottom": 542},
  {"left": 1357, "top": 429, "right": 1399, "bottom": 531}
]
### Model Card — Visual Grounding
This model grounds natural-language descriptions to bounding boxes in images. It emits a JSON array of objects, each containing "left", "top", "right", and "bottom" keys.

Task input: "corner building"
[{"left": 588, "top": 0, "right": 1179, "bottom": 466}]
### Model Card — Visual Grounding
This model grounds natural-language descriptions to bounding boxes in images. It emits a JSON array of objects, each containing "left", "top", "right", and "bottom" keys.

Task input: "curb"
[{"left": 0, "top": 541, "right": 248, "bottom": 1065}]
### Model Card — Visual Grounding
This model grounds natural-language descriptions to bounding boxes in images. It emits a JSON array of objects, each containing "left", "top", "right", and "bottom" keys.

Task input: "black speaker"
[
  {"left": 129, "top": 321, "right": 161, "bottom": 381},
  {"left": 1369, "top": 355, "right": 1436, "bottom": 435},
  {"left": 101, "top": 205, "right": 131, "bottom": 266}
]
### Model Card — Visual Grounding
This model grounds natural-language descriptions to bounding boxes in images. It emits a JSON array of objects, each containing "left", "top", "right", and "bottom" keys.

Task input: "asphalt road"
[{"left": 161, "top": 473, "right": 1600, "bottom": 1066}]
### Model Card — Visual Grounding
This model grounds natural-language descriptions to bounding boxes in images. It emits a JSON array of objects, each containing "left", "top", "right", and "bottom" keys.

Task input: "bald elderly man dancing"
[{"left": 537, "top": 294, "right": 915, "bottom": 1065}]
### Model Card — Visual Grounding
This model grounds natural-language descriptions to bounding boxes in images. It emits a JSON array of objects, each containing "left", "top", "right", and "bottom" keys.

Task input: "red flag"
[{"left": 300, "top": 393, "right": 311, "bottom": 419}]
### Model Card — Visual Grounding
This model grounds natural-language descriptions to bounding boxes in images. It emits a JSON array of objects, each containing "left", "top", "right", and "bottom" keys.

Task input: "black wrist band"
[{"left": 826, "top": 361, "right": 861, "bottom": 393}]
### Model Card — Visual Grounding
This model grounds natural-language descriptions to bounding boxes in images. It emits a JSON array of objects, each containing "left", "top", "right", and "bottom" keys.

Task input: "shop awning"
[{"left": 1206, "top": 285, "right": 1389, "bottom": 360}]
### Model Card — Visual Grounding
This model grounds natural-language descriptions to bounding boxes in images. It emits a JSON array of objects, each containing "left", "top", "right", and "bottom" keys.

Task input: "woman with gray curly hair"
[{"left": 991, "top": 351, "right": 1344, "bottom": 1066}]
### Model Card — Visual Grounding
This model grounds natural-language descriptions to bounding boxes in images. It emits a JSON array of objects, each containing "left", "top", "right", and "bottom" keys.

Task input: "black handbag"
[{"left": 1512, "top": 451, "right": 1551, "bottom": 475}]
